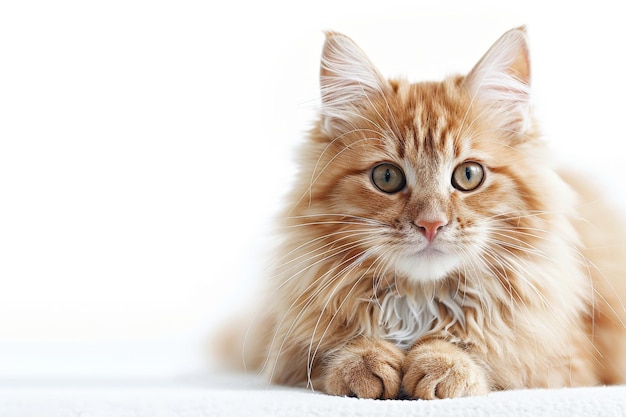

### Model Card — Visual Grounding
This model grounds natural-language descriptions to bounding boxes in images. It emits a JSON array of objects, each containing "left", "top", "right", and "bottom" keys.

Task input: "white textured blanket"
[{"left": 2, "top": 373, "right": 625, "bottom": 417}]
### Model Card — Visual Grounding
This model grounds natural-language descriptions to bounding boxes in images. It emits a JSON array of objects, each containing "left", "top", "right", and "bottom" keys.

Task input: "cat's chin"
[{"left": 394, "top": 250, "right": 460, "bottom": 284}]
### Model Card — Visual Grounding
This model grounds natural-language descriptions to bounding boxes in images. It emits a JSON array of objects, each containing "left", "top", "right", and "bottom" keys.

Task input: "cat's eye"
[
  {"left": 371, "top": 163, "right": 406, "bottom": 194},
  {"left": 452, "top": 162, "right": 485, "bottom": 192}
]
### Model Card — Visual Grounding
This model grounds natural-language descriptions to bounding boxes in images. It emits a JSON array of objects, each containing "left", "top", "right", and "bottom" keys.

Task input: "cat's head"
[{"left": 290, "top": 28, "right": 566, "bottom": 286}]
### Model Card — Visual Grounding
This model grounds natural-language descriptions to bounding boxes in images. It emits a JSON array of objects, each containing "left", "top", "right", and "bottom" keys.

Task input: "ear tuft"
[
  {"left": 320, "top": 32, "right": 387, "bottom": 135},
  {"left": 465, "top": 27, "right": 532, "bottom": 133}
]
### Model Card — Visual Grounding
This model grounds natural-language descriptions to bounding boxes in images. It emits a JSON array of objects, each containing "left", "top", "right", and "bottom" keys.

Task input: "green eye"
[
  {"left": 371, "top": 163, "right": 406, "bottom": 194},
  {"left": 452, "top": 162, "right": 485, "bottom": 191}
]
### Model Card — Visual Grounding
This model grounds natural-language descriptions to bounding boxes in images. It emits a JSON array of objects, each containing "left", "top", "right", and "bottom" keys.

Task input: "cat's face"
[{"left": 293, "top": 29, "right": 549, "bottom": 285}]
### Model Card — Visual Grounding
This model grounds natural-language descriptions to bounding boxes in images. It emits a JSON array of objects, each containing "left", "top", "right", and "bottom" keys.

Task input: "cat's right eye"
[{"left": 371, "top": 163, "right": 406, "bottom": 194}]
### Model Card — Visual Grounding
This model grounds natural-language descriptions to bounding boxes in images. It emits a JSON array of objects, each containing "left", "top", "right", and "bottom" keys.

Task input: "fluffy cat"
[{"left": 236, "top": 27, "right": 626, "bottom": 399}]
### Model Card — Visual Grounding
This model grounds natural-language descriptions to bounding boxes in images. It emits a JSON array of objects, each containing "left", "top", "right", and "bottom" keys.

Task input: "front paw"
[
  {"left": 402, "top": 339, "right": 489, "bottom": 399},
  {"left": 322, "top": 338, "right": 404, "bottom": 399}
]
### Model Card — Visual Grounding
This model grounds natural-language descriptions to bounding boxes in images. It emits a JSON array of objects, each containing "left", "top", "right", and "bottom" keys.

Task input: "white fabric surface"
[{"left": 1, "top": 373, "right": 625, "bottom": 417}]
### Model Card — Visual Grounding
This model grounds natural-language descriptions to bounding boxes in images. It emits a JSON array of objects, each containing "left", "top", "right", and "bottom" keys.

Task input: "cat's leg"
[
  {"left": 320, "top": 337, "right": 404, "bottom": 399},
  {"left": 402, "top": 339, "right": 490, "bottom": 399}
]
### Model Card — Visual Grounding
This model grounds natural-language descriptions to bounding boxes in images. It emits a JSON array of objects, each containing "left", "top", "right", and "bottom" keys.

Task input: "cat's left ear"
[
  {"left": 319, "top": 32, "right": 389, "bottom": 136},
  {"left": 465, "top": 27, "right": 531, "bottom": 133}
]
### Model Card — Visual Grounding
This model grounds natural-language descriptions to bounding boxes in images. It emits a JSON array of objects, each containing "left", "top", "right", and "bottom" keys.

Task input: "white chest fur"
[{"left": 378, "top": 290, "right": 467, "bottom": 349}]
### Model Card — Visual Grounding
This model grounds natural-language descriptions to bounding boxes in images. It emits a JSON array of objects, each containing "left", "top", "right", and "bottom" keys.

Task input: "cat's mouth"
[
  {"left": 393, "top": 245, "right": 460, "bottom": 283},
  {"left": 416, "top": 245, "right": 445, "bottom": 257}
]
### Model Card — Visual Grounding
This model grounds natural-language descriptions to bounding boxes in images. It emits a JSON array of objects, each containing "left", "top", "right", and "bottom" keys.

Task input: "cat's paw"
[
  {"left": 402, "top": 339, "right": 489, "bottom": 399},
  {"left": 322, "top": 338, "right": 404, "bottom": 399}
]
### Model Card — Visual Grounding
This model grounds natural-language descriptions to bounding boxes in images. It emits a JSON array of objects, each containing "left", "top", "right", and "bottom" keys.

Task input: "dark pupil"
[
  {"left": 465, "top": 166, "right": 472, "bottom": 181},
  {"left": 385, "top": 169, "right": 391, "bottom": 182}
]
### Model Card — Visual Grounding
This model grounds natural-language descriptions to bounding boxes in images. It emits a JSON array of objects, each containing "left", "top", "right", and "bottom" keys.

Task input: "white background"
[{"left": 0, "top": 0, "right": 624, "bottom": 378}]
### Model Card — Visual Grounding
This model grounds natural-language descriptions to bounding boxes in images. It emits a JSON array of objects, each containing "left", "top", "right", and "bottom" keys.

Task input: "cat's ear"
[
  {"left": 320, "top": 32, "right": 389, "bottom": 135},
  {"left": 465, "top": 27, "right": 531, "bottom": 133}
]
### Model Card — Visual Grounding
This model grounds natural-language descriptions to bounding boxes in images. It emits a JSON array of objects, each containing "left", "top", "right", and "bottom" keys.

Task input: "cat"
[{"left": 233, "top": 26, "right": 626, "bottom": 399}]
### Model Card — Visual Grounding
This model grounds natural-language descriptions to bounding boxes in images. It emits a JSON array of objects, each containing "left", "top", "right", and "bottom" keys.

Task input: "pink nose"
[{"left": 415, "top": 220, "right": 447, "bottom": 243}]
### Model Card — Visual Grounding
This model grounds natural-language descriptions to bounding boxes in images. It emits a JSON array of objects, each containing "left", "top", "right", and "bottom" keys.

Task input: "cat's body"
[{"left": 238, "top": 27, "right": 626, "bottom": 399}]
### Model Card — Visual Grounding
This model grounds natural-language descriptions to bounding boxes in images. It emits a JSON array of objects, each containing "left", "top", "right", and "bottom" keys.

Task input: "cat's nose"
[{"left": 414, "top": 219, "right": 447, "bottom": 243}]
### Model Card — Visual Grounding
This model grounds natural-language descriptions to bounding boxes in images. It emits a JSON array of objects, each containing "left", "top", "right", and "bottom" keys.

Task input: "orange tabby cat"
[{"left": 238, "top": 27, "right": 626, "bottom": 399}]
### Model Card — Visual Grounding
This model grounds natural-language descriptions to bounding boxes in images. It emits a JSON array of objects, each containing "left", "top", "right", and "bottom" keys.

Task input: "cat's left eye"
[{"left": 452, "top": 162, "right": 485, "bottom": 192}]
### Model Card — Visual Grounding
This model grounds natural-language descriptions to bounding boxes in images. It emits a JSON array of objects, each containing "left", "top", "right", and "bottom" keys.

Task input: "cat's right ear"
[{"left": 320, "top": 32, "right": 388, "bottom": 136}]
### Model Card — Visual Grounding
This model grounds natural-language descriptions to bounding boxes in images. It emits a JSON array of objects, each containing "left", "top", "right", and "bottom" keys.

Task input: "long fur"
[{"left": 234, "top": 27, "right": 626, "bottom": 399}]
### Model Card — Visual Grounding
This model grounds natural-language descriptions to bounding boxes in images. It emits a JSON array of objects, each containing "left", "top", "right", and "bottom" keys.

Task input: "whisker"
[
  {"left": 267, "top": 248, "right": 371, "bottom": 384},
  {"left": 307, "top": 245, "right": 391, "bottom": 384},
  {"left": 270, "top": 235, "right": 381, "bottom": 290},
  {"left": 286, "top": 132, "right": 385, "bottom": 214},
  {"left": 271, "top": 229, "right": 379, "bottom": 271}
]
